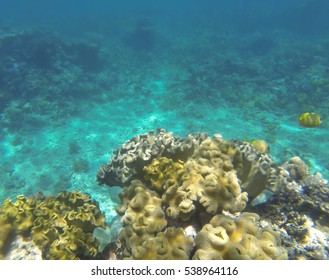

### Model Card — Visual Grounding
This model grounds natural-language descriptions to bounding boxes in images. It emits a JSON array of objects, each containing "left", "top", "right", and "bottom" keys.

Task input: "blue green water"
[{"left": 1, "top": 0, "right": 329, "bottom": 223}]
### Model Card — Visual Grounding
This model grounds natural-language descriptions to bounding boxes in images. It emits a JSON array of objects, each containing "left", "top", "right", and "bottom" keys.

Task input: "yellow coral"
[
  {"left": 166, "top": 139, "right": 247, "bottom": 220},
  {"left": 123, "top": 227, "right": 194, "bottom": 260},
  {"left": 0, "top": 190, "right": 106, "bottom": 259},
  {"left": 48, "top": 239, "right": 78, "bottom": 260},
  {"left": 1, "top": 198, "right": 19, "bottom": 219},
  {"left": 47, "top": 225, "right": 99, "bottom": 260},
  {"left": 119, "top": 180, "right": 167, "bottom": 235},
  {"left": 144, "top": 157, "right": 184, "bottom": 193},
  {"left": 117, "top": 181, "right": 199, "bottom": 259},
  {"left": 193, "top": 212, "right": 287, "bottom": 260},
  {"left": 114, "top": 132, "right": 289, "bottom": 260}
]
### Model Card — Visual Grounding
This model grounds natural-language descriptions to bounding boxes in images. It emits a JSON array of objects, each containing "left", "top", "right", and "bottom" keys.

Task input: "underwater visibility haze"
[{"left": 0, "top": 0, "right": 329, "bottom": 260}]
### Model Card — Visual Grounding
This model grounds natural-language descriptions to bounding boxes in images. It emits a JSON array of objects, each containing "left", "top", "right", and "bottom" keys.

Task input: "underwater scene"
[{"left": 0, "top": 0, "right": 329, "bottom": 260}]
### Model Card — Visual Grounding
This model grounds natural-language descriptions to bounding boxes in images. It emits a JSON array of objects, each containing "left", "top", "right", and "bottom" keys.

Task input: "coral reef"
[
  {"left": 144, "top": 157, "right": 185, "bottom": 193},
  {"left": 2, "top": 10, "right": 329, "bottom": 263},
  {"left": 1, "top": 129, "right": 327, "bottom": 260},
  {"left": 160, "top": 138, "right": 248, "bottom": 221},
  {"left": 97, "top": 128, "right": 208, "bottom": 186},
  {"left": 116, "top": 180, "right": 167, "bottom": 235},
  {"left": 193, "top": 212, "right": 287, "bottom": 260},
  {"left": 98, "top": 129, "right": 329, "bottom": 260},
  {"left": 251, "top": 168, "right": 329, "bottom": 259},
  {"left": 233, "top": 140, "right": 290, "bottom": 198},
  {"left": 99, "top": 130, "right": 295, "bottom": 259},
  {"left": 0, "top": 190, "right": 106, "bottom": 259},
  {"left": 121, "top": 226, "right": 195, "bottom": 260}
]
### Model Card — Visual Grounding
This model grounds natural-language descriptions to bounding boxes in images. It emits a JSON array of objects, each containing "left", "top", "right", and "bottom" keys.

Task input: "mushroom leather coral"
[
  {"left": 97, "top": 128, "right": 208, "bottom": 187},
  {"left": 102, "top": 130, "right": 294, "bottom": 260},
  {"left": 0, "top": 190, "right": 106, "bottom": 259},
  {"left": 234, "top": 141, "right": 289, "bottom": 198},
  {"left": 144, "top": 157, "right": 184, "bottom": 193},
  {"left": 144, "top": 138, "right": 248, "bottom": 221},
  {"left": 118, "top": 180, "right": 167, "bottom": 236},
  {"left": 193, "top": 212, "right": 288, "bottom": 260},
  {"left": 122, "top": 227, "right": 194, "bottom": 260}
]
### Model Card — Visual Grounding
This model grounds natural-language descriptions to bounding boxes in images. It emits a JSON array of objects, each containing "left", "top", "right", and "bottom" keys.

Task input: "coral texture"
[
  {"left": 99, "top": 129, "right": 329, "bottom": 260},
  {"left": 0, "top": 190, "right": 106, "bottom": 259},
  {"left": 193, "top": 212, "right": 287, "bottom": 260},
  {"left": 106, "top": 131, "right": 290, "bottom": 259},
  {"left": 234, "top": 141, "right": 290, "bottom": 198},
  {"left": 252, "top": 171, "right": 329, "bottom": 259},
  {"left": 117, "top": 180, "right": 167, "bottom": 235},
  {"left": 120, "top": 226, "right": 194, "bottom": 260},
  {"left": 144, "top": 157, "right": 185, "bottom": 193},
  {"left": 160, "top": 138, "right": 248, "bottom": 221},
  {"left": 96, "top": 128, "right": 208, "bottom": 186}
]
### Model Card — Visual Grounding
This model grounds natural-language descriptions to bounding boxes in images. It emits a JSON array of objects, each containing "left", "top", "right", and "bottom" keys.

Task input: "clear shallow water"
[{"left": 1, "top": 0, "right": 329, "bottom": 223}]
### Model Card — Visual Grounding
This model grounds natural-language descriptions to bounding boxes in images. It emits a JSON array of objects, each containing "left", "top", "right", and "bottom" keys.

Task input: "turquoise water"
[{"left": 1, "top": 0, "right": 329, "bottom": 224}]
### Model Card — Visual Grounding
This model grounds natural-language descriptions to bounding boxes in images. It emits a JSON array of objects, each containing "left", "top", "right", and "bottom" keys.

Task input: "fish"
[{"left": 298, "top": 112, "right": 321, "bottom": 127}]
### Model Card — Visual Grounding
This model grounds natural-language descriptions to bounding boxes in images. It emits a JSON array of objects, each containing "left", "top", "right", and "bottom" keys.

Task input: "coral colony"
[
  {"left": 96, "top": 129, "right": 328, "bottom": 260},
  {"left": 2, "top": 129, "right": 327, "bottom": 259},
  {"left": 1, "top": 3, "right": 329, "bottom": 261}
]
